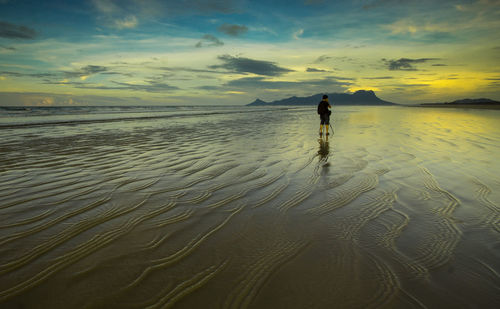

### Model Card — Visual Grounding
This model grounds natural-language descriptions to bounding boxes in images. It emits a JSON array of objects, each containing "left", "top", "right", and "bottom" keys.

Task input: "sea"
[{"left": 0, "top": 105, "right": 296, "bottom": 127}]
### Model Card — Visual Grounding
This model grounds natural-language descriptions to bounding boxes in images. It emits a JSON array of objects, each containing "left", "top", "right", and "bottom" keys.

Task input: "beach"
[{"left": 0, "top": 105, "right": 499, "bottom": 308}]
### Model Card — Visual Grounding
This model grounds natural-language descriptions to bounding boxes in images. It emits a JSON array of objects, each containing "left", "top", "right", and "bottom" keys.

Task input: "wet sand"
[{"left": 0, "top": 106, "right": 499, "bottom": 308}]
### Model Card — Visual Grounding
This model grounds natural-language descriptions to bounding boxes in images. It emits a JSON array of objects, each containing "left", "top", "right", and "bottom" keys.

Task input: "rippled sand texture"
[{"left": 1, "top": 106, "right": 499, "bottom": 308}]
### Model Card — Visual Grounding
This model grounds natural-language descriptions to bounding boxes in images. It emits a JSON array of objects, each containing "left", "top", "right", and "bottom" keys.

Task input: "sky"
[{"left": 0, "top": 0, "right": 499, "bottom": 106}]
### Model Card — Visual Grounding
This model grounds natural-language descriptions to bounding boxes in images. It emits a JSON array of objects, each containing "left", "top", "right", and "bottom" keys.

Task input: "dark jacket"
[{"left": 317, "top": 100, "right": 330, "bottom": 115}]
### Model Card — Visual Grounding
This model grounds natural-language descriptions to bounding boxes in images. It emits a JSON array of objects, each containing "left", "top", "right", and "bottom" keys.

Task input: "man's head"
[{"left": 323, "top": 94, "right": 328, "bottom": 101}]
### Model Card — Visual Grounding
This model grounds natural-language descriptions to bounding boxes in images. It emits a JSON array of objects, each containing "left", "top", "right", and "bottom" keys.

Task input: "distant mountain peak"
[
  {"left": 353, "top": 89, "right": 374, "bottom": 94},
  {"left": 352, "top": 90, "right": 376, "bottom": 97},
  {"left": 249, "top": 98, "right": 267, "bottom": 105}
]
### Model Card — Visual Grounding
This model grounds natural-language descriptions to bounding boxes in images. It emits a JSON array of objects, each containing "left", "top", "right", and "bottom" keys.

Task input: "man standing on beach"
[{"left": 317, "top": 94, "right": 331, "bottom": 136}]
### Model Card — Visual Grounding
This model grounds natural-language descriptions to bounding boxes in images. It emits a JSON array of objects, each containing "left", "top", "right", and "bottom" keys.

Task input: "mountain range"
[
  {"left": 246, "top": 90, "right": 500, "bottom": 108},
  {"left": 246, "top": 90, "right": 396, "bottom": 106}
]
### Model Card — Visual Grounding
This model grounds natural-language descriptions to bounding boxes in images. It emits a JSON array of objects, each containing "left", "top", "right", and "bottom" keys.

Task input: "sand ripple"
[{"left": 0, "top": 106, "right": 499, "bottom": 308}]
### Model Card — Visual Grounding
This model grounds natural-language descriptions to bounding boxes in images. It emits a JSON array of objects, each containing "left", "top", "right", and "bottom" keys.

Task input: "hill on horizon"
[
  {"left": 447, "top": 98, "right": 499, "bottom": 104},
  {"left": 246, "top": 90, "right": 396, "bottom": 106},
  {"left": 420, "top": 98, "right": 500, "bottom": 106}
]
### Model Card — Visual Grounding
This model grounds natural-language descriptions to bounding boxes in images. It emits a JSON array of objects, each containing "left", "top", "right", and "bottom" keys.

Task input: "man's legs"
[
  {"left": 325, "top": 114, "right": 330, "bottom": 135},
  {"left": 320, "top": 114, "right": 325, "bottom": 134}
]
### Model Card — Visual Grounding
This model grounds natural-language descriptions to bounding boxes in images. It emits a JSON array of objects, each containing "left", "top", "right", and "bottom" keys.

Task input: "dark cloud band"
[
  {"left": 0, "top": 21, "right": 36, "bottom": 39},
  {"left": 224, "top": 76, "right": 352, "bottom": 89},
  {"left": 196, "top": 34, "right": 224, "bottom": 48},
  {"left": 209, "top": 55, "right": 294, "bottom": 76},
  {"left": 0, "top": 44, "right": 16, "bottom": 50},
  {"left": 363, "top": 76, "right": 394, "bottom": 79},
  {"left": 63, "top": 65, "right": 108, "bottom": 78},
  {"left": 382, "top": 57, "right": 440, "bottom": 71},
  {"left": 314, "top": 55, "right": 332, "bottom": 63},
  {"left": 218, "top": 23, "right": 248, "bottom": 36},
  {"left": 74, "top": 80, "right": 179, "bottom": 93},
  {"left": 307, "top": 67, "right": 329, "bottom": 72}
]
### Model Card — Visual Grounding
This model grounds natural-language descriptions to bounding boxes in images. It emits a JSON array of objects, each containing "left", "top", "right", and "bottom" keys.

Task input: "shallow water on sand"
[{"left": 0, "top": 106, "right": 499, "bottom": 308}]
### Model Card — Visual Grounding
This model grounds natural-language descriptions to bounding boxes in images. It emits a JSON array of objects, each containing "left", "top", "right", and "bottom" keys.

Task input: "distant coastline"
[{"left": 418, "top": 98, "right": 500, "bottom": 110}]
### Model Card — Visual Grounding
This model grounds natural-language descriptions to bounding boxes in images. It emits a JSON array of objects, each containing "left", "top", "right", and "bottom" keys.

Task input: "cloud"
[
  {"left": 197, "top": 85, "right": 220, "bottom": 91},
  {"left": 0, "top": 44, "right": 15, "bottom": 50},
  {"left": 42, "top": 80, "right": 87, "bottom": 86},
  {"left": 314, "top": 55, "right": 332, "bottom": 63},
  {"left": 306, "top": 67, "right": 329, "bottom": 72},
  {"left": 91, "top": 0, "right": 144, "bottom": 29},
  {"left": 1, "top": 65, "right": 112, "bottom": 84},
  {"left": 363, "top": 76, "right": 395, "bottom": 79},
  {"left": 157, "top": 66, "right": 227, "bottom": 74},
  {"left": 0, "top": 21, "right": 37, "bottom": 39},
  {"left": 293, "top": 29, "right": 304, "bottom": 39},
  {"left": 92, "top": 0, "right": 240, "bottom": 22},
  {"left": 64, "top": 65, "right": 108, "bottom": 78},
  {"left": 114, "top": 81, "right": 179, "bottom": 92},
  {"left": 195, "top": 34, "right": 224, "bottom": 48},
  {"left": 382, "top": 58, "right": 440, "bottom": 71},
  {"left": 219, "top": 76, "right": 353, "bottom": 93},
  {"left": 225, "top": 76, "right": 286, "bottom": 89},
  {"left": 0, "top": 70, "right": 22, "bottom": 77},
  {"left": 209, "top": 55, "right": 294, "bottom": 76},
  {"left": 172, "top": 0, "right": 240, "bottom": 14},
  {"left": 0, "top": 91, "right": 148, "bottom": 106},
  {"left": 74, "top": 80, "right": 179, "bottom": 93},
  {"left": 218, "top": 23, "right": 248, "bottom": 36},
  {"left": 399, "top": 83, "right": 431, "bottom": 87},
  {"left": 113, "top": 15, "right": 138, "bottom": 29},
  {"left": 382, "top": 19, "right": 419, "bottom": 35},
  {"left": 381, "top": 18, "right": 458, "bottom": 42},
  {"left": 92, "top": 0, "right": 121, "bottom": 14},
  {"left": 81, "top": 65, "right": 108, "bottom": 74},
  {"left": 363, "top": 0, "right": 423, "bottom": 10},
  {"left": 0, "top": 70, "right": 57, "bottom": 78},
  {"left": 101, "top": 71, "right": 133, "bottom": 77},
  {"left": 305, "top": 0, "right": 325, "bottom": 4},
  {"left": 201, "top": 75, "right": 355, "bottom": 100}
]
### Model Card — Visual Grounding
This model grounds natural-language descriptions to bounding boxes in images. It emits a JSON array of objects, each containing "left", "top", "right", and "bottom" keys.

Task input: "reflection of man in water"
[
  {"left": 317, "top": 94, "right": 331, "bottom": 136},
  {"left": 318, "top": 136, "right": 329, "bottom": 161}
]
